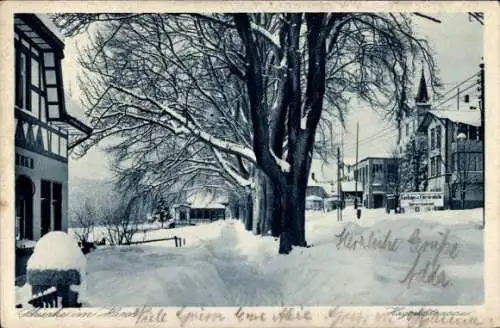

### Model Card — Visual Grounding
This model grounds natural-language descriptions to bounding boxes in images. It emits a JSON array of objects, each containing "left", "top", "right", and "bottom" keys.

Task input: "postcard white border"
[{"left": 1, "top": 1, "right": 499, "bottom": 328}]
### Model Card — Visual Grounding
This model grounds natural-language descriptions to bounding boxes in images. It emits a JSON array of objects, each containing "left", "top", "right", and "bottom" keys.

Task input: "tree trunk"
[
  {"left": 268, "top": 183, "right": 281, "bottom": 237},
  {"left": 252, "top": 170, "right": 283, "bottom": 236},
  {"left": 244, "top": 192, "right": 253, "bottom": 231},
  {"left": 278, "top": 180, "right": 308, "bottom": 254},
  {"left": 252, "top": 170, "right": 266, "bottom": 235}
]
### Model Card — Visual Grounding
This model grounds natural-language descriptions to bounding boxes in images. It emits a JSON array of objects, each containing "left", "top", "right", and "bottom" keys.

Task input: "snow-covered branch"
[
  {"left": 108, "top": 83, "right": 257, "bottom": 164},
  {"left": 212, "top": 148, "right": 253, "bottom": 187},
  {"left": 270, "top": 149, "right": 291, "bottom": 173},
  {"left": 250, "top": 22, "right": 282, "bottom": 56}
]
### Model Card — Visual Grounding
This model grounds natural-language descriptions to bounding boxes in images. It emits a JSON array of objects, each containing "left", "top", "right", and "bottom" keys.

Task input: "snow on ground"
[
  {"left": 69, "top": 221, "right": 223, "bottom": 247},
  {"left": 18, "top": 208, "right": 484, "bottom": 307}
]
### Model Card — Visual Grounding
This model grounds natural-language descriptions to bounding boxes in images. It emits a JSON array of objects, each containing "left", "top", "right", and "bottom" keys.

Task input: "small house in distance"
[
  {"left": 306, "top": 172, "right": 341, "bottom": 211},
  {"left": 173, "top": 192, "right": 228, "bottom": 225}
]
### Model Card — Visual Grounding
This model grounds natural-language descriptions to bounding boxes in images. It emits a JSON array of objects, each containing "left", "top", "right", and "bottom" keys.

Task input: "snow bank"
[
  {"left": 26, "top": 231, "right": 88, "bottom": 304},
  {"left": 27, "top": 231, "right": 86, "bottom": 272},
  {"left": 69, "top": 219, "right": 228, "bottom": 246}
]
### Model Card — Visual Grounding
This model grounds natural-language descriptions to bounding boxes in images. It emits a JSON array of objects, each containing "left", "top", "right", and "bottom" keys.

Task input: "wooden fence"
[
  {"left": 17, "top": 286, "right": 82, "bottom": 309},
  {"left": 125, "top": 235, "right": 186, "bottom": 247}
]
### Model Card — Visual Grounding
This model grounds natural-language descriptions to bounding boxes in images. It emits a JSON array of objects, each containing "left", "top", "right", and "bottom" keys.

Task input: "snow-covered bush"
[
  {"left": 100, "top": 195, "right": 147, "bottom": 245},
  {"left": 72, "top": 201, "right": 97, "bottom": 245},
  {"left": 27, "top": 231, "right": 87, "bottom": 306}
]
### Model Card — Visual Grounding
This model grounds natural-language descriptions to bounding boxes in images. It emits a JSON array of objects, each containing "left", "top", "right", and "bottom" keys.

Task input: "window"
[
  {"left": 15, "top": 153, "right": 34, "bottom": 169},
  {"left": 16, "top": 52, "right": 27, "bottom": 109},
  {"left": 60, "top": 137, "right": 67, "bottom": 158},
  {"left": 469, "top": 126, "right": 478, "bottom": 140},
  {"left": 44, "top": 52, "right": 55, "bottom": 67},
  {"left": 430, "top": 128, "right": 435, "bottom": 150},
  {"left": 53, "top": 182, "right": 62, "bottom": 231},
  {"left": 436, "top": 155, "right": 442, "bottom": 176},
  {"left": 41, "top": 180, "right": 52, "bottom": 236},
  {"left": 31, "top": 57, "right": 39, "bottom": 87},
  {"left": 430, "top": 157, "right": 435, "bottom": 177},
  {"left": 405, "top": 123, "right": 409, "bottom": 137},
  {"left": 15, "top": 32, "right": 46, "bottom": 120},
  {"left": 51, "top": 132, "right": 59, "bottom": 155},
  {"left": 436, "top": 126, "right": 441, "bottom": 149}
]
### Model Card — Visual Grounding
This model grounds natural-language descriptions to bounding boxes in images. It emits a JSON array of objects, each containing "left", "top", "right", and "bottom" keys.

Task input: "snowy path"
[
  {"left": 75, "top": 208, "right": 484, "bottom": 307},
  {"left": 84, "top": 221, "right": 283, "bottom": 306}
]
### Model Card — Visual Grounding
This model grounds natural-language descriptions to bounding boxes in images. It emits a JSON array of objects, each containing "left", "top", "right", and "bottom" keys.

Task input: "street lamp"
[{"left": 456, "top": 131, "right": 467, "bottom": 209}]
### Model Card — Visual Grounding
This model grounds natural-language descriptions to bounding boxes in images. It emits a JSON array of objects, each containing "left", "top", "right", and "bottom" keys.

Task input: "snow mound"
[{"left": 27, "top": 231, "right": 87, "bottom": 272}]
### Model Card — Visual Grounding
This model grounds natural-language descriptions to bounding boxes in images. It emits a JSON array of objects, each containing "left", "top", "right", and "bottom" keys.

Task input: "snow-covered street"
[{"left": 73, "top": 208, "right": 484, "bottom": 307}]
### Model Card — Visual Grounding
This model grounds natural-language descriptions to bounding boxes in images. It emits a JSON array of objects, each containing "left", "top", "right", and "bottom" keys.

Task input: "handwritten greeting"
[
  {"left": 17, "top": 306, "right": 492, "bottom": 328},
  {"left": 334, "top": 226, "right": 462, "bottom": 289},
  {"left": 400, "top": 228, "right": 460, "bottom": 288},
  {"left": 334, "top": 227, "right": 401, "bottom": 252}
]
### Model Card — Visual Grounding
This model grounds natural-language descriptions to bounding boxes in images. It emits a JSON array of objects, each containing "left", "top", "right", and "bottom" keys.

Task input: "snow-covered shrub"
[
  {"left": 27, "top": 231, "right": 87, "bottom": 307},
  {"left": 100, "top": 195, "right": 147, "bottom": 245},
  {"left": 72, "top": 201, "right": 97, "bottom": 246}
]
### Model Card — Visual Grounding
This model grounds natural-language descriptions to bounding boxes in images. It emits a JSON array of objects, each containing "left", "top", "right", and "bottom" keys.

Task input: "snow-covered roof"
[
  {"left": 307, "top": 174, "right": 333, "bottom": 193},
  {"left": 342, "top": 157, "right": 357, "bottom": 166},
  {"left": 188, "top": 192, "right": 227, "bottom": 209},
  {"left": 340, "top": 181, "right": 363, "bottom": 192},
  {"left": 192, "top": 203, "right": 226, "bottom": 209},
  {"left": 427, "top": 110, "right": 481, "bottom": 127},
  {"left": 306, "top": 195, "right": 323, "bottom": 201},
  {"left": 35, "top": 14, "right": 65, "bottom": 43}
]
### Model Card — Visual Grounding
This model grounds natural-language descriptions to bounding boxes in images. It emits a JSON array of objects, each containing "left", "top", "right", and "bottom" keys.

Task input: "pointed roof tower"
[{"left": 415, "top": 66, "right": 430, "bottom": 104}]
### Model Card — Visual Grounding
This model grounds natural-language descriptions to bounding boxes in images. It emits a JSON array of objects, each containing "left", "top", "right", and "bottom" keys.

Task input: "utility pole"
[
  {"left": 457, "top": 88, "right": 460, "bottom": 111},
  {"left": 479, "top": 60, "right": 485, "bottom": 228},
  {"left": 337, "top": 147, "right": 342, "bottom": 222},
  {"left": 355, "top": 122, "right": 359, "bottom": 208},
  {"left": 479, "top": 60, "right": 485, "bottom": 141},
  {"left": 355, "top": 122, "right": 361, "bottom": 219}
]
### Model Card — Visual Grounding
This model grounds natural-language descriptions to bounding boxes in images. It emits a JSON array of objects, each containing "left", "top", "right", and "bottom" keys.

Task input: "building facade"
[
  {"left": 418, "top": 110, "right": 483, "bottom": 209},
  {"left": 14, "top": 14, "right": 91, "bottom": 276},
  {"left": 353, "top": 157, "right": 398, "bottom": 209}
]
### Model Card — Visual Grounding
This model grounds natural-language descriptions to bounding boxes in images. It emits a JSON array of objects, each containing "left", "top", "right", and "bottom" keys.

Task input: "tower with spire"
[
  {"left": 415, "top": 66, "right": 431, "bottom": 126},
  {"left": 397, "top": 65, "right": 431, "bottom": 156}
]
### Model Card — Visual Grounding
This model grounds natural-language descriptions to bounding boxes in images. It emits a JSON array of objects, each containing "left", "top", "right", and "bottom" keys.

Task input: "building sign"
[{"left": 400, "top": 192, "right": 444, "bottom": 209}]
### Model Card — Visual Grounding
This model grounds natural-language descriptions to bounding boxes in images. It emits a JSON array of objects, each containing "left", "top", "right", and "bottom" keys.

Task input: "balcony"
[{"left": 451, "top": 139, "right": 482, "bottom": 153}]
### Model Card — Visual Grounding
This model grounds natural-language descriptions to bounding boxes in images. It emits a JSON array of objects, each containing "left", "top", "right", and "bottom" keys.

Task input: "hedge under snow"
[{"left": 27, "top": 231, "right": 87, "bottom": 273}]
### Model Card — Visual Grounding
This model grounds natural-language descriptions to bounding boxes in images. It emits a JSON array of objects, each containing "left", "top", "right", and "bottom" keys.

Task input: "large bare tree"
[{"left": 54, "top": 12, "right": 437, "bottom": 254}]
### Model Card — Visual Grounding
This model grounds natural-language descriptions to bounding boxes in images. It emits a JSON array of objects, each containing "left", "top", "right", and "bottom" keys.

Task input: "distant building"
[
  {"left": 398, "top": 64, "right": 483, "bottom": 209},
  {"left": 418, "top": 110, "right": 483, "bottom": 209},
  {"left": 14, "top": 14, "right": 91, "bottom": 278},
  {"left": 353, "top": 157, "right": 398, "bottom": 208},
  {"left": 306, "top": 173, "right": 331, "bottom": 199},
  {"left": 306, "top": 172, "right": 339, "bottom": 211},
  {"left": 173, "top": 192, "right": 228, "bottom": 224}
]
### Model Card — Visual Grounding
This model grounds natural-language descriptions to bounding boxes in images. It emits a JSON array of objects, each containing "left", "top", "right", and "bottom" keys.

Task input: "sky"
[{"left": 62, "top": 13, "right": 484, "bottom": 181}]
